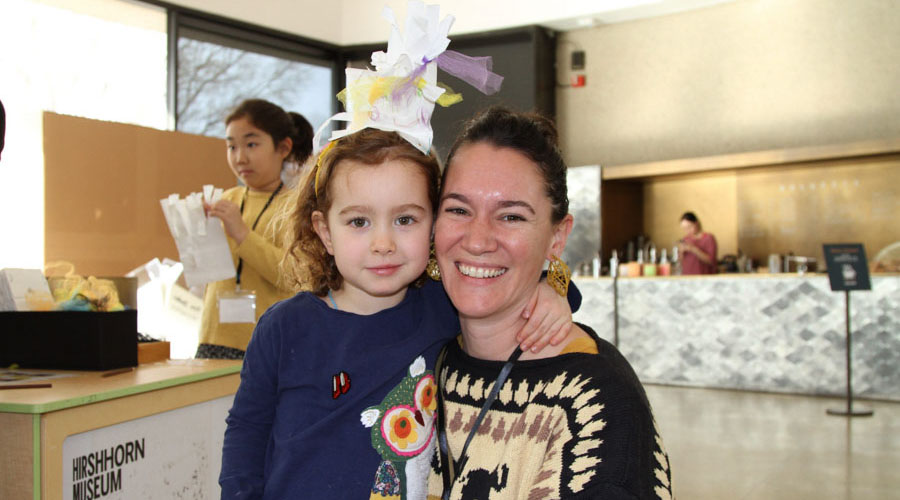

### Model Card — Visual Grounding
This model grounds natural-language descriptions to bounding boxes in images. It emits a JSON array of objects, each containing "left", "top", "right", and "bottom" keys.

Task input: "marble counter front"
[{"left": 573, "top": 274, "right": 900, "bottom": 401}]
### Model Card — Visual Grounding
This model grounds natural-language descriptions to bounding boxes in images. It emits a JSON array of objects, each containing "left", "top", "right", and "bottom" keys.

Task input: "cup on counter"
[{"left": 768, "top": 254, "right": 781, "bottom": 274}]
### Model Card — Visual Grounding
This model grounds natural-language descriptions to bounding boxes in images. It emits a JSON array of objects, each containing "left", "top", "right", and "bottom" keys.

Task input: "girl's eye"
[
  {"left": 349, "top": 218, "right": 369, "bottom": 228},
  {"left": 396, "top": 215, "right": 416, "bottom": 226},
  {"left": 501, "top": 214, "right": 527, "bottom": 222},
  {"left": 247, "top": 142, "right": 257, "bottom": 148}
]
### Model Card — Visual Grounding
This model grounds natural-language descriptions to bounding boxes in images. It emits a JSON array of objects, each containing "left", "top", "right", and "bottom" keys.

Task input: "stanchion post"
[{"left": 826, "top": 289, "right": 873, "bottom": 417}]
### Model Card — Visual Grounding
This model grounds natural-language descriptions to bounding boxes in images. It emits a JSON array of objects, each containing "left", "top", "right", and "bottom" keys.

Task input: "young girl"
[
  {"left": 196, "top": 99, "right": 314, "bottom": 359},
  {"left": 219, "top": 127, "right": 576, "bottom": 499}
]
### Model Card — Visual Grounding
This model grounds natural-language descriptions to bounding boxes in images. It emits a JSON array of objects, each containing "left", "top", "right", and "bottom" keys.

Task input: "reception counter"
[
  {"left": 573, "top": 274, "right": 900, "bottom": 401},
  {"left": 0, "top": 359, "right": 241, "bottom": 499}
]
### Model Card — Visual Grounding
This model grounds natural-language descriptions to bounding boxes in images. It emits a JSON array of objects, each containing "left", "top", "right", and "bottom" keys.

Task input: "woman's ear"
[
  {"left": 547, "top": 214, "right": 574, "bottom": 259},
  {"left": 277, "top": 137, "right": 294, "bottom": 161},
  {"left": 311, "top": 210, "right": 335, "bottom": 255}
]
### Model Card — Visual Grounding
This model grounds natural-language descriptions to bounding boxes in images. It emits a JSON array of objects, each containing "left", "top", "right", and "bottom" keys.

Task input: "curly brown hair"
[{"left": 282, "top": 129, "right": 441, "bottom": 295}]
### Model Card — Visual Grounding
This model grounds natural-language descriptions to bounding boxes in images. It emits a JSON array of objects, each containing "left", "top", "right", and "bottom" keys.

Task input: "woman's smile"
[{"left": 455, "top": 263, "right": 507, "bottom": 279}]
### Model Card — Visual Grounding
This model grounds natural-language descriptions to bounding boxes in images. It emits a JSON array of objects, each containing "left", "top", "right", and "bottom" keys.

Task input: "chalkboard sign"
[{"left": 823, "top": 243, "right": 871, "bottom": 291}]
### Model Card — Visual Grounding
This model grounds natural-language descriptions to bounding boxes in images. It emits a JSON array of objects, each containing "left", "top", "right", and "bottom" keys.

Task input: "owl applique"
[{"left": 360, "top": 356, "right": 437, "bottom": 500}]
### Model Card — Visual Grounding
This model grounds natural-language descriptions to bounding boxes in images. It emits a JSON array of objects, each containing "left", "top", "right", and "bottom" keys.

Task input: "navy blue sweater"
[{"left": 220, "top": 281, "right": 458, "bottom": 499}]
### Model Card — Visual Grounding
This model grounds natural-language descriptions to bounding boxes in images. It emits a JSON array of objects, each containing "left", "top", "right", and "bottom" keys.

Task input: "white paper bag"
[{"left": 160, "top": 190, "right": 235, "bottom": 288}]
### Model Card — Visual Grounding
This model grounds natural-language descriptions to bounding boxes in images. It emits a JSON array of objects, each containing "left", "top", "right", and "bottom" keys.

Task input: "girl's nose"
[{"left": 370, "top": 228, "right": 396, "bottom": 255}]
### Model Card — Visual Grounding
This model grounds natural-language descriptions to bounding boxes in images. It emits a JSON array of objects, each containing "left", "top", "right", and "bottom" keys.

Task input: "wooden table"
[{"left": 0, "top": 359, "right": 241, "bottom": 499}]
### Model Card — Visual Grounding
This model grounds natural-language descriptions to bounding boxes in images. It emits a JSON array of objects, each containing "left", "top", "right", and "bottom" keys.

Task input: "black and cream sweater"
[{"left": 428, "top": 325, "right": 673, "bottom": 499}]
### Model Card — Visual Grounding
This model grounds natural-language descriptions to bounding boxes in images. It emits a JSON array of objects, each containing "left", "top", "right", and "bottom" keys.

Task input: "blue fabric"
[{"left": 219, "top": 281, "right": 458, "bottom": 499}]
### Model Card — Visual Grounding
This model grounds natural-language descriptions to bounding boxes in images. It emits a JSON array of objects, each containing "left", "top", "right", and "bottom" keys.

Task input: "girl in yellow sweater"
[{"left": 195, "top": 99, "right": 313, "bottom": 359}]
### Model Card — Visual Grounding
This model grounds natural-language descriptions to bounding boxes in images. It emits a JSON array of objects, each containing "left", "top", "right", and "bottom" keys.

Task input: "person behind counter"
[
  {"left": 428, "top": 107, "right": 672, "bottom": 499},
  {"left": 195, "top": 99, "right": 314, "bottom": 360},
  {"left": 677, "top": 211, "right": 718, "bottom": 275}
]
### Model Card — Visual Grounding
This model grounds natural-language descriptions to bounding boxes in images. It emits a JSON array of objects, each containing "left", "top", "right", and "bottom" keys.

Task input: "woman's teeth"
[{"left": 457, "top": 263, "right": 506, "bottom": 278}]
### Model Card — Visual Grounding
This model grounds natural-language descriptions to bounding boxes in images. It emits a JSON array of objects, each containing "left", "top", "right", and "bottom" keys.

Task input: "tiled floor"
[{"left": 645, "top": 384, "right": 900, "bottom": 499}]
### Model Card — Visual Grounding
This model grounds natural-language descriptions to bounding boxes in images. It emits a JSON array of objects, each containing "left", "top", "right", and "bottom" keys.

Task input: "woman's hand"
[
  {"left": 206, "top": 200, "right": 250, "bottom": 244},
  {"left": 516, "top": 282, "right": 573, "bottom": 352}
]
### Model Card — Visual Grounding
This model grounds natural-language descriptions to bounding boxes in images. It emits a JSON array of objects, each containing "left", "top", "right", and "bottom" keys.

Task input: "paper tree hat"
[{"left": 313, "top": 1, "right": 503, "bottom": 155}]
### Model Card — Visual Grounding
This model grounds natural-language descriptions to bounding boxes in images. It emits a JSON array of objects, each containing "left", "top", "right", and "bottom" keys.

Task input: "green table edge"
[{"left": 0, "top": 364, "right": 242, "bottom": 414}]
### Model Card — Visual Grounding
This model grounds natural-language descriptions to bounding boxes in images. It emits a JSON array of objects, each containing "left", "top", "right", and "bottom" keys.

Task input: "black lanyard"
[
  {"left": 235, "top": 182, "right": 283, "bottom": 286},
  {"left": 437, "top": 345, "right": 523, "bottom": 499}
]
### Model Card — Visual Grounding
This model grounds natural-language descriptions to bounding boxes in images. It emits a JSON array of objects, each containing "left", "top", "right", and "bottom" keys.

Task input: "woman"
[
  {"left": 195, "top": 99, "right": 313, "bottom": 359},
  {"left": 678, "top": 211, "right": 717, "bottom": 275},
  {"left": 428, "top": 107, "right": 672, "bottom": 499}
]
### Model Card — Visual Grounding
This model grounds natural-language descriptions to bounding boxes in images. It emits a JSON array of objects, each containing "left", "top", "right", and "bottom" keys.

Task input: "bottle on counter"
[
  {"left": 672, "top": 245, "right": 682, "bottom": 275},
  {"left": 610, "top": 250, "right": 619, "bottom": 278},
  {"left": 628, "top": 249, "right": 644, "bottom": 277},
  {"left": 658, "top": 248, "right": 671, "bottom": 276},
  {"left": 644, "top": 246, "right": 658, "bottom": 276}
]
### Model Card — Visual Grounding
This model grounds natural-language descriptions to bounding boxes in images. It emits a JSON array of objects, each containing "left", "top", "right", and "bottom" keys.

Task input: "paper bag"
[{"left": 160, "top": 187, "right": 235, "bottom": 288}]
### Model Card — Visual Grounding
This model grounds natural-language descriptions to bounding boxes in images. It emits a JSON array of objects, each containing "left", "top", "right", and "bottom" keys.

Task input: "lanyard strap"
[
  {"left": 235, "top": 182, "right": 283, "bottom": 286},
  {"left": 438, "top": 345, "right": 523, "bottom": 499}
]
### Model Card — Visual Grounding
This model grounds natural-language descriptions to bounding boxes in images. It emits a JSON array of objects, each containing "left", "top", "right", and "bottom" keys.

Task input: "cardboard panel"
[{"left": 43, "top": 113, "right": 236, "bottom": 276}]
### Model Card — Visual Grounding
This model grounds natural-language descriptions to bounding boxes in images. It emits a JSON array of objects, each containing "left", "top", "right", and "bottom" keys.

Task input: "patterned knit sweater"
[{"left": 427, "top": 325, "right": 673, "bottom": 499}]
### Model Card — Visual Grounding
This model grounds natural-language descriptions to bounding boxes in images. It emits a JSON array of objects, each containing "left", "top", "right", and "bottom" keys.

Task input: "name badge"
[{"left": 217, "top": 289, "right": 257, "bottom": 324}]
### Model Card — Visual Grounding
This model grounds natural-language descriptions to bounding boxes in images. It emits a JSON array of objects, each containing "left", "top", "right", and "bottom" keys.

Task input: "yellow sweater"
[{"left": 197, "top": 186, "right": 295, "bottom": 351}]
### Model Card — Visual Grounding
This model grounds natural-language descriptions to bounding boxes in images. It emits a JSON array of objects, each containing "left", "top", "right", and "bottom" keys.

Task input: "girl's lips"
[{"left": 367, "top": 265, "right": 401, "bottom": 276}]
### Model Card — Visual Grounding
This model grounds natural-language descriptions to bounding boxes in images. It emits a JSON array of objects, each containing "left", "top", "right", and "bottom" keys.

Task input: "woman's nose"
[{"left": 461, "top": 217, "right": 496, "bottom": 254}]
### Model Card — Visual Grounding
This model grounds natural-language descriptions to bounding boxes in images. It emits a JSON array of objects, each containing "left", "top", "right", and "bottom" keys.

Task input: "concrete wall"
[{"left": 557, "top": 0, "right": 900, "bottom": 167}]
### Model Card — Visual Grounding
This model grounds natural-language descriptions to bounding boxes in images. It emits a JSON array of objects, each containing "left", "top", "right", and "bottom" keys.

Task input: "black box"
[{"left": 0, "top": 310, "right": 137, "bottom": 370}]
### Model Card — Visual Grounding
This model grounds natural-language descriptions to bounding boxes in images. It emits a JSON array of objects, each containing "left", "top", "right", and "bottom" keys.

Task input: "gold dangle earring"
[
  {"left": 426, "top": 243, "right": 441, "bottom": 281},
  {"left": 547, "top": 255, "right": 570, "bottom": 297}
]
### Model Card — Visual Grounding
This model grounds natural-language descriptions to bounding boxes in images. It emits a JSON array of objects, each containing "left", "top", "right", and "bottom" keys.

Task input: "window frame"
[{"left": 140, "top": 0, "right": 343, "bottom": 131}]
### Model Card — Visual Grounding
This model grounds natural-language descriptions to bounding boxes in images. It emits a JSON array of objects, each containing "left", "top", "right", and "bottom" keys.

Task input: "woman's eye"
[
  {"left": 396, "top": 215, "right": 416, "bottom": 226},
  {"left": 247, "top": 142, "right": 257, "bottom": 148},
  {"left": 349, "top": 218, "right": 369, "bottom": 228},
  {"left": 443, "top": 207, "right": 468, "bottom": 216},
  {"left": 501, "top": 214, "right": 526, "bottom": 222}
]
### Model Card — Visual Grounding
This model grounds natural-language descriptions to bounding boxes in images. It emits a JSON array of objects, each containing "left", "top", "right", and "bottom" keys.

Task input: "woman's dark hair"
[
  {"left": 680, "top": 211, "right": 702, "bottom": 230},
  {"left": 445, "top": 106, "right": 569, "bottom": 223},
  {"left": 226, "top": 99, "right": 314, "bottom": 164},
  {"left": 284, "top": 129, "right": 441, "bottom": 295},
  {"left": 0, "top": 99, "right": 6, "bottom": 157}
]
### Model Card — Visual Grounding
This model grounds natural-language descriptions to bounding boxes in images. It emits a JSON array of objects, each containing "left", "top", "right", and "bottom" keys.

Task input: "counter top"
[
  {"left": 0, "top": 359, "right": 241, "bottom": 414},
  {"left": 575, "top": 272, "right": 899, "bottom": 281}
]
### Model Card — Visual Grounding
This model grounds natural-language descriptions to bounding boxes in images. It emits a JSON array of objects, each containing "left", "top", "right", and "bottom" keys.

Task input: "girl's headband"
[{"left": 311, "top": 1, "right": 503, "bottom": 198}]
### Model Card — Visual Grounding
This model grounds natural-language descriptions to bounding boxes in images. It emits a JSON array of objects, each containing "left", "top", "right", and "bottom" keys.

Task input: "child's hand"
[
  {"left": 206, "top": 200, "right": 250, "bottom": 244},
  {"left": 516, "top": 282, "right": 573, "bottom": 353}
]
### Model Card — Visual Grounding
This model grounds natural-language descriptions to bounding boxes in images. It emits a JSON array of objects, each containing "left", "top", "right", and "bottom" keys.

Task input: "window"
[
  {"left": 0, "top": 0, "right": 167, "bottom": 269},
  {"left": 174, "top": 15, "right": 337, "bottom": 139}
]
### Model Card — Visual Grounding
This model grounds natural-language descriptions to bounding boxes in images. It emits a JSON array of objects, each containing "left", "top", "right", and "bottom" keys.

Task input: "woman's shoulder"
[{"left": 561, "top": 324, "right": 649, "bottom": 398}]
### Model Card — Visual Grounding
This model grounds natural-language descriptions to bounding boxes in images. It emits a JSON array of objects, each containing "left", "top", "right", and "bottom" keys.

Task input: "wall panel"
[{"left": 43, "top": 112, "right": 235, "bottom": 276}]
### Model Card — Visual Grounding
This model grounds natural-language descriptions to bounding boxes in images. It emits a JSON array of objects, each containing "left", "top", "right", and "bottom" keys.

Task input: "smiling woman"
[{"left": 429, "top": 107, "right": 674, "bottom": 500}]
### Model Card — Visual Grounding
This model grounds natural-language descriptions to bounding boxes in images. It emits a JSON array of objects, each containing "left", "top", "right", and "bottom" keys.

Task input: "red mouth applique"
[{"left": 332, "top": 371, "right": 351, "bottom": 399}]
